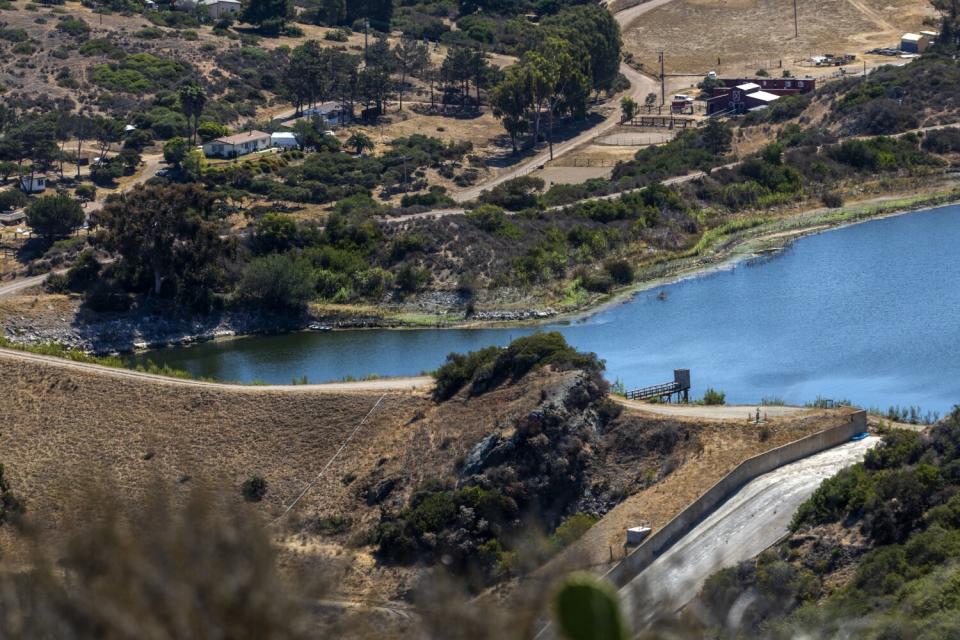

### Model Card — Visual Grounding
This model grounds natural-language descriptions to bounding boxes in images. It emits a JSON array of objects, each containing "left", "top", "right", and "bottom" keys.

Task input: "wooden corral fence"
[{"left": 622, "top": 115, "right": 700, "bottom": 129}]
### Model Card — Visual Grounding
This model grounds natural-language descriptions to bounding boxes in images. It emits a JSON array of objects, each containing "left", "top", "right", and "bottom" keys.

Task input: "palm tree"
[
  {"left": 346, "top": 131, "right": 374, "bottom": 156},
  {"left": 178, "top": 82, "right": 207, "bottom": 146}
]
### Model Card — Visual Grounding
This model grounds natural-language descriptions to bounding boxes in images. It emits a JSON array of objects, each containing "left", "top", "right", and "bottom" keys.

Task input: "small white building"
[
  {"left": 303, "top": 101, "right": 349, "bottom": 127},
  {"left": 901, "top": 33, "right": 930, "bottom": 54},
  {"left": 19, "top": 174, "right": 47, "bottom": 193},
  {"left": 271, "top": 132, "right": 298, "bottom": 149},
  {"left": 203, "top": 130, "right": 271, "bottom": 158},
  {"left": 201, "top": 0, "right": 241, "bottom": 18}
]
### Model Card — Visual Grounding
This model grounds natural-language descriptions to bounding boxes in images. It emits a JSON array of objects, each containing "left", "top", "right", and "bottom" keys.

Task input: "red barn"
[{"left": 706, "top": 77, "right": 816, "bottom": 115}]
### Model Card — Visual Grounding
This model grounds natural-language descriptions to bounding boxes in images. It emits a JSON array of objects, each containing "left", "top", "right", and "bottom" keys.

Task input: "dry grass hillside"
[
  {"left": 0, "top": 348, "right": 862, "bottom": 606},
  {"left": 624, "top": 0, "right": 934, "bottom": 74},
  {"left": 0, "top": 350, "right": 584, "bottom": 599}
]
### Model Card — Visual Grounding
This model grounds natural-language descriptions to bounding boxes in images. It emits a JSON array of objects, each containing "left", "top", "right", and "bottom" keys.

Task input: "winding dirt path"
[{"left": 0, "top": 347, "right": 432, "bottom": 393}]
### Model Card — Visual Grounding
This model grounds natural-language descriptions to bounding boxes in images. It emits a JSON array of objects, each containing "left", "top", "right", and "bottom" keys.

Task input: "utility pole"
[
  {"left": 363, "top": 18, "right": 370, "bottom": 62},
  {"left": 658, "top": 51, "right": 665, "bottom": 106},
  {"left": 793, "top": 0, "right": 799, "bottom": 38}
]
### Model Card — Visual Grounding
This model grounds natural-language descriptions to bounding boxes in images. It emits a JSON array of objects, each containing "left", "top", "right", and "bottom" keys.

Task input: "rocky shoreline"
[
  {"left": 3, "top": 185, "right": 958, "bottom": 356},
  {"left": 1, "top": 299, "right": 559, "bottom": 355}
]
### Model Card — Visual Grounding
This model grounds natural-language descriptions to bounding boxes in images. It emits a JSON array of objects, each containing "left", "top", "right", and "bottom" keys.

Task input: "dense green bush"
[
  {"left": 90, "top": 53, "right": 188, "bottom": 93},
  {"left": 922, "top": 127, "right": 960, "bottom": 154},
  {"left": 236, "top": 253, "right": 318, "bottom": 310},
  {"left": 432, "top": 332, "right": 604, "bottom": 401},
  {"left": 241, "top": 476, "right": 268, "bottom": 501},
  {"left": 702, "top": 388, "right": 725, "bottom": 405},
  {"left": 478, "top": 175, "right": 545, "bottom": 211},
  {"left": 0, "top": 188, "right": 28, "bottom": 211},
  {"left": 375, "top": 480, "right": 518, "bottom": 577},
  {"left": 26, "top": 194, "right": 85, "bottom": 240}
]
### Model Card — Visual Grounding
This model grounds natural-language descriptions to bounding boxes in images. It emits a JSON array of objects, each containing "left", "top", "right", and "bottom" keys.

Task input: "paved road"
[
  {"left": 0, "top": 347, "right": 433, "bottom": 393},
  {"left": 620, "top": 436, "right": 879, "bottom": 622},
  {"left": 614, "top": 398, "right": 810, "bottom": 421}
]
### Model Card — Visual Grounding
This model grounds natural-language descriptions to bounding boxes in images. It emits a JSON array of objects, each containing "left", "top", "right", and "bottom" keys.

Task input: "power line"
[{"left": 268, "top": 393, "right": 386, "bottom": 527}]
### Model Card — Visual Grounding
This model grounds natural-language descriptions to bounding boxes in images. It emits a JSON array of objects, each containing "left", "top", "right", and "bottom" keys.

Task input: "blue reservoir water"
[{"left": 132, "top": 204, "right": 960, "bottom": 414}]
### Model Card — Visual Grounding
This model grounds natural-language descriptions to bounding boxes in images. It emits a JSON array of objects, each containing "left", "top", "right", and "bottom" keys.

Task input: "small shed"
[
  {"left": 901, "top": 33, "right": 930, "bottom": 54},
  {"left": 19, "top": 174, "right": 47, "bottom": 194},
  {"left": 271, "top": 132, "right": 298, "bottom": 149},
  {"left": 303, "top": 101, "right": 349, "bottom": 126},
  {"left": 201, "top": 0, "right": 241, "bottom": 18}
]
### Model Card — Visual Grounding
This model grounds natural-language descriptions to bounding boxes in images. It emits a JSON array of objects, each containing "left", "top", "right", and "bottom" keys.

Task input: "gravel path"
[
  {"left": 0, "top": 348, "right": 432, "bottom": 393},
  {"left": 613, "top": 398, "right": 810, "bottom": 421}
]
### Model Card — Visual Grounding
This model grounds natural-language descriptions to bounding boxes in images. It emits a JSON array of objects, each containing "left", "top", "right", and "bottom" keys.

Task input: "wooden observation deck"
[{"left": 625, "top": 369, "right": 691, "bottom": 403}]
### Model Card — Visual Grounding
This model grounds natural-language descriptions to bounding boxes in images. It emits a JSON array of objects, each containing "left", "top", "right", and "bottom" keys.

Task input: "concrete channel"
[{"left": 619, "top": 435, "right": 879, "bottom": 622}]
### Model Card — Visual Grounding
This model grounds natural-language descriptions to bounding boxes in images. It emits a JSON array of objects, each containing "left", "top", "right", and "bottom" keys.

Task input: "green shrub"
[
  {"left": 236, "top": 253, "right": 318, "bottom": 310},
  {"left": 702, "top": 388, "right": 725, "bottom": 405},
  {"left": 65, "top": 249, "right": 101, "bottom": 291},
  {"left": 26, "top": 194, "right": 85, "bottom": 240},
  {"left": 478, "top": 175, "right": 544, "bottom": 211},
  {"left": 603, "top": 259, "right": 634, "bottom": 285},
  {"left": 550, "top": 513, "right": 599, "bottom": 550},
  {"left": 0, "top": 188, "right": 28, "bottom": 211},
  {"left": 241, "top": 476, "right": 268, "bottom": 501},
  {"left": 0, "top": 464, "right": 25, "bottom": 526},
  {"left": 90, "top": 53, "right": 187, "bottom": 93},
  {"left": 56, "top": 15, "right": 90, "bottom": 38},
  {"left": 432, "top": 332, "right": 604, "bottom": 401},
  {"left": 790, "top": 464, "right": 874, "bottom": 530}
]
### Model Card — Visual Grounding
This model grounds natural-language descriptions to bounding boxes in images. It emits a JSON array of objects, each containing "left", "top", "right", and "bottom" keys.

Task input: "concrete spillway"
[{"left": 620, "top": 436, "right": 878, "bottom": 621}]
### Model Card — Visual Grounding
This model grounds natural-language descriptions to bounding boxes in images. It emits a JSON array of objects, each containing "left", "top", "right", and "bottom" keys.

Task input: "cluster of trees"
[
  {"left": 0, "top": 110, "right": 135, "bottom": 186},
  {"left": 281, "top": 35, "right": 499, "bottom": 119},
  {"left": 489, "top": 5, "right": 622, "bottom": 153},
  {"left": 0, "top": 76, "right": 212, "bottom": 189}
]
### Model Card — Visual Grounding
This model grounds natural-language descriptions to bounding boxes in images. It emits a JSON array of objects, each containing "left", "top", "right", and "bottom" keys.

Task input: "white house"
[
  {"left": 201, "top": 0, "right": 241, "bottom": 18},
  {"left": 203, "top": 130, "right": 271, "bottom": 158},
  {"left": 271, "top": 132, "right": 298, "bottom": 149},
  {"left": 303, "top": 101, "right": 349, "bottom": 127},
  {"left": 19, "top": 174, "right": 47, "bottom": 193}
]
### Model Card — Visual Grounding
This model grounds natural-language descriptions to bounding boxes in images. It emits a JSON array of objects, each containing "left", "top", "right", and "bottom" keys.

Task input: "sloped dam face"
[{"left": 133, "top": 204, "right": 960, "bottom": 414}]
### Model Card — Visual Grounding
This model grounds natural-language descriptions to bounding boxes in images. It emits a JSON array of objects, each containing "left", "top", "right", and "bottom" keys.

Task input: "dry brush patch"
[{"left": 623, "top": 0, "right": 932, "bottom": 75}]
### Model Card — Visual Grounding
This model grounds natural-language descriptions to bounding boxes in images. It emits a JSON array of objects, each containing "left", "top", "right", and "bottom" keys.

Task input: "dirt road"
[
  {"left": 613, "top": 398, "right": 810, "bottom": 421},
  {"left": 0, "top": 348, "right": 432, "bottom": 393},
  {"left": 451, "top": 62, "right": 657, "bottom": 203},
  {"left": 620, "top": 436, "right": 878, "bottom": 621},
  {"left": 449, "top": 0, "right": 681, "bottom": 203}
]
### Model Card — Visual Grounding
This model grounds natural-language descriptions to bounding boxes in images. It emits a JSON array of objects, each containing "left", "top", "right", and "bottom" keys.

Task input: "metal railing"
[{"left": 625, "top": 381, "right": 682, "bottom": 401}]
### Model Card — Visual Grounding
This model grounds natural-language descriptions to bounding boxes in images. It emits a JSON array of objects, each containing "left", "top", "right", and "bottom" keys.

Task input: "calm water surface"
[{"left": 133, "top": 204, "right": 960, "bottom": 413}]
